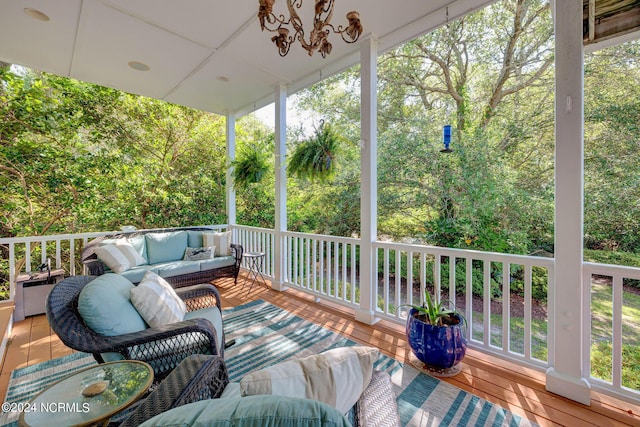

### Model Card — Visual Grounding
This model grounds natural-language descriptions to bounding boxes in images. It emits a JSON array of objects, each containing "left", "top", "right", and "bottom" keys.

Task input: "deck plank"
[{"left": 1, "top": 274, "right": 639, "bottom": 426}]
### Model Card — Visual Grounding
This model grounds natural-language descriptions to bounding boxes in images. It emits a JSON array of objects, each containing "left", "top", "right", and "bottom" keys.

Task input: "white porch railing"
[
  {"left": 372, "top": 241, "right": 555, "bottom": 370},
  {"left": 283, "top": 231, "right": 361, "bottom": 309},
  {"left": 230, "top": 226, "right": 556, "bottom": 370},
  {"left": 0, "top": 225, "right": 227, "bottom": 302},
  {"left": 583, "top": 262, "right": 640, "bottom": 403},
  {"left": 0, "top": 230, "right": 112, "bottom": 301},
  {"left": 3, "top": 224, "right": 640, "bottom": 402},
  {"left": 232, "top": 225, "right": 275, "bottom": 278}
]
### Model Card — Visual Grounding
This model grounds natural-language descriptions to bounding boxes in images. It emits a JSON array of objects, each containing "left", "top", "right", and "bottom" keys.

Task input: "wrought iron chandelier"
[{"left": 257, "top": 0, "right": 363, "bottom": 58}]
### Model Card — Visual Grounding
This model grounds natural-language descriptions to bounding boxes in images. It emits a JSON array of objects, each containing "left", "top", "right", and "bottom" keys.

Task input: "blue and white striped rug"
[{"left": 2, "top": 299, "right": 537, "bottom": 426}]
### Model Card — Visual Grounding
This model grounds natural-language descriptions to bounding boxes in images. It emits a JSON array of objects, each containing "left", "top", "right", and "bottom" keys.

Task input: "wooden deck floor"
[{"left": 2, "top": 275, "right": 639, "bottom": 426}]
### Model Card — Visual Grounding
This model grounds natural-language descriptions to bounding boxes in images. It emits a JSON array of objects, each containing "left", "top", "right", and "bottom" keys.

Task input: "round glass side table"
[{"left": 19, "top": 360, "right": 153, "bottom": 427}]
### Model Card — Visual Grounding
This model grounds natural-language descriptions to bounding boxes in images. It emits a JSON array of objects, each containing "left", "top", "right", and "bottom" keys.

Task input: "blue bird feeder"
[{"left": 440, "top": 125, "right": 453, "bottom": 153}]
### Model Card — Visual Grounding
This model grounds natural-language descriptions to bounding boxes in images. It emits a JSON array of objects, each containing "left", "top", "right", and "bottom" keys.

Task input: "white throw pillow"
[
  {"left": 130, "top": 271, "right": 187, "bottom": 327},
  {"left": 203, "top": 231, "right": 232, "bottom": 256},
  {"left": 183, "top": 246, "right": 216, "bottom": 261},
  {"left": 239, "top": 346, "right": 378, "bottom": 414},
  {"left": 94, "top": 241, "right": 146, "bottom": 274}
]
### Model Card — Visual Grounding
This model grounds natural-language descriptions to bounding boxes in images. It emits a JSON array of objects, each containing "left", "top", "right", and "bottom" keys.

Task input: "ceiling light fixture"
[
  {"left": 24, "top": 8, "right": 50, "bottom": 22},
  {"left": 257, "top": 0, "right": 363, "bottom": 58},
  {"left": 128, "top": 61, "right": 150, "bottom": 71}
]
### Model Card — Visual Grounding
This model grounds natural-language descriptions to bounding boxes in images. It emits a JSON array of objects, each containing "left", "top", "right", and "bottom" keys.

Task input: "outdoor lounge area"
[{"left": 2, "top": 0, "right": 640, "bottom": 425}]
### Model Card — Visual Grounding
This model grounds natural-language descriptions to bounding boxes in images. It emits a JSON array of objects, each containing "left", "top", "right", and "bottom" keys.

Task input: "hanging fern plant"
[
  {"left": 229, "top": 145, "right": 270, "bottom": 189},
  {"left": 288, "top": 121, "right": 341, "bottom": 182}
]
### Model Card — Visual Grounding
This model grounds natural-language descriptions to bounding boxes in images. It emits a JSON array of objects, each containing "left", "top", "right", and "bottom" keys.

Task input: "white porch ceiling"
[{"left": 0, "top": 0, "right": 494, "bottom": 117}]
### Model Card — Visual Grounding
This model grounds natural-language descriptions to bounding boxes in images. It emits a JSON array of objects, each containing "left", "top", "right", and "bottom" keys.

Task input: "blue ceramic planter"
[{"left": 406, "top": 307, "right": 467, "bottom": 370}]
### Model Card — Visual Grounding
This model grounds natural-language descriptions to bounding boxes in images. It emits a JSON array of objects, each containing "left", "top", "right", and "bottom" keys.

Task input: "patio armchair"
[{"left": 46, "top": 275, "right": 225, "bottom": 381}]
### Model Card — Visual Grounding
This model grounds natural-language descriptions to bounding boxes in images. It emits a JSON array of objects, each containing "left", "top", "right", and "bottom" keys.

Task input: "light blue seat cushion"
[
  {"left": 103, "top": 306, "right": 224, "bottom": 367},
  {"left": 153, "top": 260, "right": 201, "bottom": 278},
  {"left": 199, "top": 256, "right": 235, "bottom": 271},
  {"left": 78, "top": 274, "right": 147, "bottom": 336},
  {"left": 138, "top": 395, "right": 351, "bottom": 427},
  {"left": 120, "top": 265, "right": 153, "bottom": 283},
  {"left": 187, "top": 230, "right": 204, "bottom": 248},
  {"left": 184, "top": 306, "right": 223, "bottom": 348},
  {"left": 145, "top": 231, "right": 188, "bottom": 264}
]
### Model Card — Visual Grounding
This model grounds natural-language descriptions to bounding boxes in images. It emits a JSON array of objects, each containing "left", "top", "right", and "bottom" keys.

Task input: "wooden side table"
[{"left": 19, "top": 360, "right": 153, "bottom": 427}]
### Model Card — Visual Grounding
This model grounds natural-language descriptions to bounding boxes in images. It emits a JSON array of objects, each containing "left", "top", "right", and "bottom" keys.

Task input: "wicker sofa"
[{"left": 81, "top": 227, "right": 243, "bottom": 288}]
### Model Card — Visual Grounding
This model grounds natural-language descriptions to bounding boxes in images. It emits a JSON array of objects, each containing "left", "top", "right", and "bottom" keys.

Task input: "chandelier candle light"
[{"left": 258, "top": 0, "right": 363, "bottom": 57}]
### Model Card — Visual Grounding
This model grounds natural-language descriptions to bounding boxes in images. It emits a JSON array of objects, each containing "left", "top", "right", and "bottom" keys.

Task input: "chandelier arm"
[
  {"left": 262, "top": 13, "right": 291, "bottom": 32},
  {"left": 323, "top": 23, "right": 359, "bottom": 43},
  {"left": 287, "top": 0, "right": 305, "bottom": 39},
  {"left": 315, "top": 0, "right": 335, "bottom": 26}
]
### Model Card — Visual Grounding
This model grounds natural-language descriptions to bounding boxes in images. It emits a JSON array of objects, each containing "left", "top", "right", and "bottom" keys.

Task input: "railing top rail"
[
  {"left": 283, "top": 230, "right": 360, "bottom": 245},
  {"left": 583, "top": 261, "right": 640, "bottom": 279},
  {"left": 374, "top": 240, "right": 555, "bottom": 267},
  {"left": 232, "top": 225, "right": 275, "bottom": 233},
  {"left": 0, "top": 224, "right": 228, "bottom": 245}
]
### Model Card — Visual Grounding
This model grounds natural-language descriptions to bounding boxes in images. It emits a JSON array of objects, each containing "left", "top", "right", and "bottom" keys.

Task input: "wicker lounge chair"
[{"left": 46, "top": 275, "right": 224, "bottom": 381}]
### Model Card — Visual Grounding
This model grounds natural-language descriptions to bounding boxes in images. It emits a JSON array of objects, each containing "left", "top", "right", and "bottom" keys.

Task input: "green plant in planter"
[
  {"left": 230, "top": 145, "right": 270, "bottom": 189},
  {"left": 288, "top": 121, "right": 342, "bottom": 181},
  {"left": 404, "top": 290, "right": 464, "bottom": 327},
  {"left": 402, "top": 290, "right": 467, "bottom": 375}
]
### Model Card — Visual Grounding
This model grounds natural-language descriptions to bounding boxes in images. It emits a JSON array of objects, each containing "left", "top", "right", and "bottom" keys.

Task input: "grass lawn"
[{"left": 590, "top": 283, "right": 640, "bottom": 390}]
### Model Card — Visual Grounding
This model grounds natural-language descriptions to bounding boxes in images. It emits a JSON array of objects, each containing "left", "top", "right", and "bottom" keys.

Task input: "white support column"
[
  {"left": 546, "top": 0, "right": 591, "bottom": 405},
  {"left": 355, "top": 35, "right": 379, "bottom": 325},
  {"left": 225, "top": 112, "right": 237, "bottom": 227},
  {"left": 273, "top": 84, "right": 289, "bottom": 291}
]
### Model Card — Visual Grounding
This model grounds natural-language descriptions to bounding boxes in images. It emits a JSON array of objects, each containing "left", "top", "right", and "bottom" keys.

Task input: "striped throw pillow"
[
  {"left": 203, "top": 231, "right": 232, "bottom": 256},
  {"left": 94, "top": 242, "right": 146, "bottom": 274},
  {"left": 130, "top": 271, "right": 187, "bottom": 327},
  {"left": 240, "top": 346, "right": 378, "bottom": 414}
]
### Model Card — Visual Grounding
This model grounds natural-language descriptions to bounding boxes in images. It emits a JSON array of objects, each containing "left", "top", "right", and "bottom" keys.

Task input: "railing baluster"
[
  {"left": 502, "top": 262, "right": 510, "bottom": 353},
  {"left": 524, "top": 264, "right": 532, "bottom": 360},
  {"left": 465, "top": 257, "right": 473, "bottom": 340},
  {"left": 342, "top": 242, "right": 347, "bottom": 302},
  {"left": 434, "top": 252, "right": 441, "bottom": 303},
  {"left": 41, "top": 239, "right": 47, "bottom": 264},
  {"left": 612, "top": 274, "right": 623, "bottom": 389},
  {"left": 55, "top": 240, "right": 62, "bottom": 269},
  {"left": 395, "top": 249, "right": 401, "bottom": 316},
  {"left": 483, "top": 260, "right": 491, "bottom": 347},
  {"left": 420, "top": 252, "right": 426, "bottom": 306},
  {"left": 71, "top": 239, "right": 77, "bottom": 276},
  {"left": 383, "top": 248, "right": 389, "bottom": 314},
  {"left": 351, "top": 243, "right": 356, "bottom": 303},
  {"left": 319, "top": 240, "right": 325, "bottom": 294},
  {"left": 449, "top": 256, "right": 456, "bottom": 307},
  {"left": 334, "top": 241, "right": 340, "bottom": 299},
  {"left": 293, "top": 236, "right": 299, "bottom": 286},
  {"left": 8, "top": 243, "right": 16, "bottom": 300},
  {"left": 407, "top": 251, "right": 413, "bottom": 308},
  {"left": 25, "top": 243, "right": 32, "bottom": 273}
]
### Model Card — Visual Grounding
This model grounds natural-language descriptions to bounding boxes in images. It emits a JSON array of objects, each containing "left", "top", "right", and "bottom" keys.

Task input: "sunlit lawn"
[{"left": 590, "top": 284, "right": 640, "bottom": 390}]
